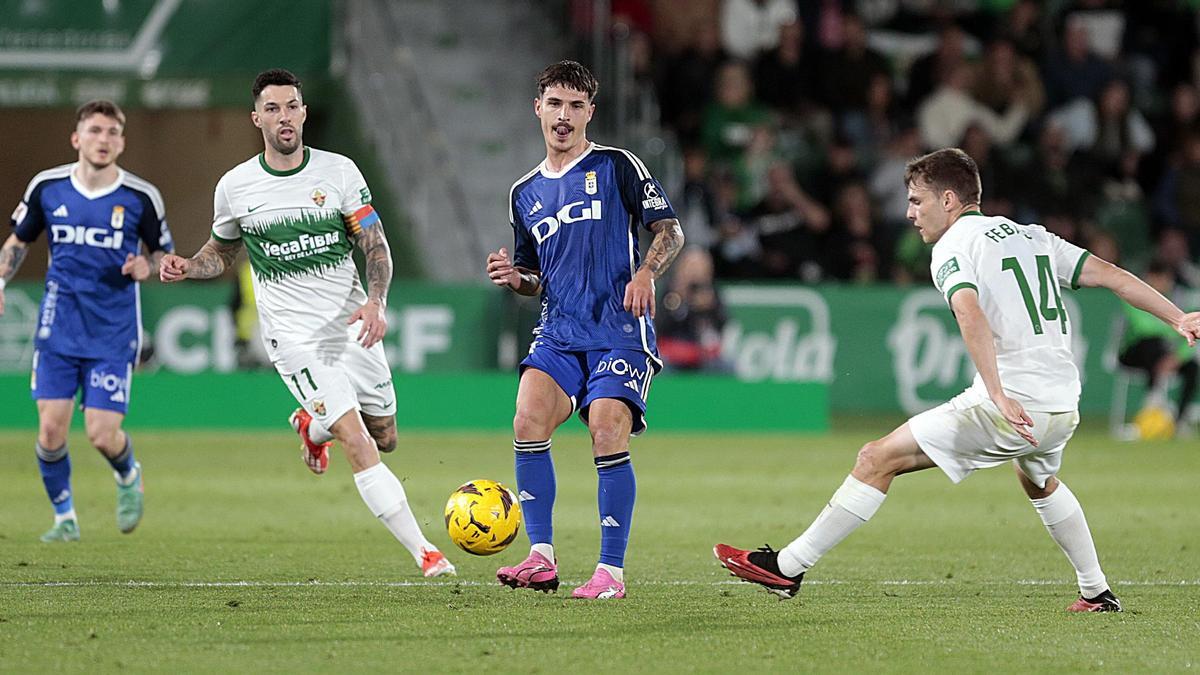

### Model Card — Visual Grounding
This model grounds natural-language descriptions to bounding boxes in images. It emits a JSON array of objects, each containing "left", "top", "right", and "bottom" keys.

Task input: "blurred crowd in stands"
[{"left": 591, "top": 0, "right": 1200, "bottom": 291}]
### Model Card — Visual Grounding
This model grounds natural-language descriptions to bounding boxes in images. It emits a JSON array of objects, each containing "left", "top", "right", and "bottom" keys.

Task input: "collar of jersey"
[
  {"left": 539, "top": 142, "right": 594, "bottom": 179},
  {"left": 956, "top": 209, "right": 985, "bottom": 220},
  {"left": 259, "top": 146, "right": 310, "bottom": 177},
  {"left": 69, "top": 164, "right": 125, "bottom": 200}
]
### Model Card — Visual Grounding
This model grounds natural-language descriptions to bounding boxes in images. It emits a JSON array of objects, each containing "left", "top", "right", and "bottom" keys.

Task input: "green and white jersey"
[
  {"left": 211, "top": 147, "right": 375, "bottom": 349},
  {"left": 930, "top": 213, "right": 1091, "bottom": 412}
]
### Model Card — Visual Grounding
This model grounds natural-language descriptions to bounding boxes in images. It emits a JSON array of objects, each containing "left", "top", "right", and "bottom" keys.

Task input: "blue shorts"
[
  {"left": 521, "top": 339, "right": 660, "bottom": 435},
  {"left": 31, "top": 349, "right": 133, "bottom": 415}
]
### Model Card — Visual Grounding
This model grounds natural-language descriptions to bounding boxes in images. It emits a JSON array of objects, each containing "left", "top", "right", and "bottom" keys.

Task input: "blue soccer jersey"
[
  {"left": 10, "top": 164, "right": 174, "bottom": 361},
  {"left": 508, "top": 143, "right": 676, "bottom": 361}
]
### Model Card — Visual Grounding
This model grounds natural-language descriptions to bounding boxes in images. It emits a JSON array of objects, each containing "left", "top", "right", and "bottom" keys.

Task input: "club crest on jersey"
[
  {"left": 585, "top": 170, "right": 598, "bottom": 195},
  {"left": 311, "top": 188, "right": 327, "bottom": 207},
  {"left": 642, "top": 182, "right": 667, "bottom": 210},
  {"left": 312, "top": 400, "right": 326, "bottom": 415},
  {"left": 110, "top": 205, "right": 125, "bottom": 230}
]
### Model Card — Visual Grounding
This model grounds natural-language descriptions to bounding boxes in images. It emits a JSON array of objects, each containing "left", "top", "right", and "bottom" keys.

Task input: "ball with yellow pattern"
[{"left": 444, "top": 479, "right": 522, "bottom": 556}]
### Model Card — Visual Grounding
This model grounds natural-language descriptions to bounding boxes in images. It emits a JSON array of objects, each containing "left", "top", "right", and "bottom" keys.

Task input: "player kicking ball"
[
  {"left": 486, "top": 61, "right": 684, "bottom": 598},
  {"left": 716, "top": 148, "right": 1200, "bottom": 611},
  {"left": 2, "top": 100, "right": 173, "bottom": 542},
  {"left": 160, "top": 69, "right": 453, "bottom": 578}
]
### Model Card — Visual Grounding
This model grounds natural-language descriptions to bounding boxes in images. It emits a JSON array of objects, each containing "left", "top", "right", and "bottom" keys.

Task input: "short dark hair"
[
  {"left": 904, "top": 148, "right": 982, "bottom": 206},
  {"left": 536, "top": 60, "right": 598, "bottom": 101},
  {"left": 75, "top": 99, "right": 125, "bottom": 127},
  {"left": 252, "top": 68, "right": 302, "bottom": 102}
]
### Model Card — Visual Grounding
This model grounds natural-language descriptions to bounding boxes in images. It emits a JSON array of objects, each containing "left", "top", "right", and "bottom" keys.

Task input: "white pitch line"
[{"left": 1, "top": 579, "right": 1197, "bottom": 589}]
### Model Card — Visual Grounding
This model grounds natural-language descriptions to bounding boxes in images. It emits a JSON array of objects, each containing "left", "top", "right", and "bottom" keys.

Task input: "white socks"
[
  {"left": 1030, "top": 481, "right": 1108, "bottom": 598},
  {"left": 308, "top": 416, "right": 334, "bottom": 444},
  {"left": 597, "top": 562, "right": 624, "bottom": 582},
  {"left": 353, "top": 462, "right": 434, "bottom": 562},
  {"left": 778, "top": 475, "right": 887, "bottom": 578},
  {"left": 531, "top": 543, "right": 555, "bottom": 561},
  {"left": 55, "top": 509, "right": 77, "bottom": 525}
]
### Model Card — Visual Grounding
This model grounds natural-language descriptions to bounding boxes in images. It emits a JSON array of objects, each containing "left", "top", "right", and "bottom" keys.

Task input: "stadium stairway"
[{"left": 343, "top": 0, "right": 558, "bottom": 280}]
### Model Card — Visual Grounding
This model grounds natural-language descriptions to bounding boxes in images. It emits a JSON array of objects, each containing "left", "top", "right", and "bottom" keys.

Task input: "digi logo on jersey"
[
  {"left": 531, "top": 200, "right": 604, "bottom": 244},
  {"left": 50, "top": 224, "right": 124, "bottom": 250}
]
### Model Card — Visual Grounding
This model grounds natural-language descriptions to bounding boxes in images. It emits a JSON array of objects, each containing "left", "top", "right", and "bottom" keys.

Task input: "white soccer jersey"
[
  {"left": 930, "top": 212, "right": 1091, "bottom": 412},
  {"left": 211, "top": 147, "right": 376, "bottom": 350}
]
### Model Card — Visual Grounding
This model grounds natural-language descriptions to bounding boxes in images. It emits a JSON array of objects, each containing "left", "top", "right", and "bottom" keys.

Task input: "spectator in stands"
[
  {"left": 710, "top": 171, "right": 762, "bottom": 279},
  {"left": 971, "top": 36, "right": 1044, "bottom": 119},
  {"left": 868, "top": 121, "right": 923, "bottom": 241},
  {"left": 1155, "top": 229, "right": 1200, "bottom": 289},
  {"left": 746, "top": 161, "right": 830, "bottom": 280},
  {"left": 1001, "top": 0, "right": 1044, "bottom": 61},
  {"left": 701, "top": 61, "right": 772, "bottom": 166},
  {"left": 917, "top": 61, "right": 1030, "bottom": 150},
  {"left": 823, "top": 181, "right": 887, "bottom": 283},
  {"left": 657, "top": 248, "right": 731, "bottom": 372},
  {"left": 816, "top": 13, "right": 890, "bottom": 115},
  {"left": 804, "top": 133, "right": 862, "bottom": 210},
  {"left": 1042, "top": 13, "right": 1113, "bottom": 109},
  {"left": 907, "top": 23, "right": 970, "bottom": 110},
  {"left": 1161, "top": 129, "right": 1200, "bottom": 254},
  {"left": 657, "top": 21, "right": 727, "bottom": 142},
  {"left": 754, "top": 19, "right": 820, "bottom": 120},
  {"left": 720, "top": 0, "right": 798, "bottom": 61},
  {"left": 1052, "top": 79, "right": 1154, "bottom": 169},
  {"left": 677, "top": 146, "right": 719, "bottom": 251},
  {"left": 1118, "top": 259, "right": 1199, "bottom": 428},
  {"left": 841, "top": 71, "right": 901, "bottom": 165},
  {"left": 1015, "top": 120, "right": 1101, "bottom": 222}
]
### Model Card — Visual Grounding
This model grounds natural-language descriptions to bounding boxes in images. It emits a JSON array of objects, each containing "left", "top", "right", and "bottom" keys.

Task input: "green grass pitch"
[{"left": 0, "top": 423, "right": 1197, "bottom": 673}]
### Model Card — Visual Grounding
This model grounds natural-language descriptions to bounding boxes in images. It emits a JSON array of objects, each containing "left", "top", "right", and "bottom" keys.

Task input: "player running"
[
  {"left": 159, "top": 69, "right": 454, "bottom": 577},
  {"left": 1, "top": 100, "right": 172, "bottom": 542},
  {"left": 486, "top": 60, "right": 685, "bottom": 599},
  {"left": 715, "top": 148, "right": 1200, "bottom": 611}
]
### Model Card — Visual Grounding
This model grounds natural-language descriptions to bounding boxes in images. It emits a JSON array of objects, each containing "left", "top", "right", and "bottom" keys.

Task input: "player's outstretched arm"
[
  {"left": 159, "top": 236, "right": 242, "bottom": 283},
  {"left": 1076, "top": 254, "right": 1200, "bottom": 346},
  {"left": 0, "top": 233, "right": 30, "bottom": 316},
  {"left": 950, "top": 287, "right": 1038, "bottom": 446},
  {"left": 625, "top": 217, "right": 684, "bottom": 319},
  {"left": 347, "top": 225, "right": 391, "bottom": 348}
]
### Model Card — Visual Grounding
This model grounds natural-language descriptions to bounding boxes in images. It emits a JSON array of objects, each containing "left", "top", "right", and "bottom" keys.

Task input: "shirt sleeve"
[
  {"left": 340, "top": 158, "right": 379, "bottom": 237},
  {"left": 134, "top": 185, "right": 174, "bottom": 254},
  {"left": 1047, "top": 229, "right": 1091, "bottom": 290},
  {"left": 612, "top": 149, "right": 677, "bottom": 230},
  {"left": 210, "top": 176, "right": 241, "bottom": 242},
  {"left": 10, "top": 177, "right": 47, "bottom": 242},
  {"left": 930, "top": 242, "right": 977, "bottom": 306},
  {"left": 510, "top": 195, "right": 539, "bottom": 271}
]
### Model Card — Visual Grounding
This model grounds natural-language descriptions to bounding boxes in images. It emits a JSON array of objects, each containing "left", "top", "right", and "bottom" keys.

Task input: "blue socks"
[
  {"left": 514, "top": 439, "right": 555, "bottom": 546},
  {"left": 596, "top": 451, "right": 635, "bottom": 567},
  {"left": 36, "top": 442, "right": 73, "bottom": 517},
  {"left": 106, "top": 433, "right": 136, "bottom": 482}
]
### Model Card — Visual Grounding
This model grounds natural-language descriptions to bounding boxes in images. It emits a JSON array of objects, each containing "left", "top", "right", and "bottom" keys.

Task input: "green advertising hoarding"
[{"left": 0, "top": 280, "right": 1153, "bottom": 414}]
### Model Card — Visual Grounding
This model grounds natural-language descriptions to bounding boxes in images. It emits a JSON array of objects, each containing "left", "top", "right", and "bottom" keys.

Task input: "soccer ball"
[
  {"left": 1133, "top": 405, "right": 1175, "bottom": 440},
  {"left": 444, "top": 479, "right": 522, "bottom": 556}
]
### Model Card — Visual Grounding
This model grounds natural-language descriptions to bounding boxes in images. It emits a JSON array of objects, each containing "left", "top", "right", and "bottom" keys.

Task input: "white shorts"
[
  {"left": 269, "top": 328, "right": 396, "bottom": 431},
  {"left": 908, "top": 388, "right": 1079, "bottom": 488}
]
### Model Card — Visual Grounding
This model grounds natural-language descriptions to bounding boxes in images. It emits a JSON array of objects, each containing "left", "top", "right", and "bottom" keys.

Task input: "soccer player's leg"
[
  {"left": 276, "top": 356, "right": 341, "bottom": 474},
  {"left": 498, "top": 349, "right": 578, "bottom": 592},
  {"left": 32, "top": 351, "right": 81, "bottom": 542},
  {"left": 716, "top": 419, "right": 934, "bottom": 599},
  {"left": 571, "top": 351, "right": 656, "bottom": 599},
  {"left": 81, "top": 358, "right": 142, "bottom": 534},
  {"left": 1013, "top": 413, "right": 1120, "bottom": 612},
  {"left": 342, "top": 343, "right": 454, "bottom": 576}
]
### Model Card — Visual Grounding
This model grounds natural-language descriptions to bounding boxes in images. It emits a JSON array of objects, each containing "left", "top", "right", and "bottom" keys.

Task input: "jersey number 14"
[{"left": 1001, "top": 255, "right": 1068, "bottom": 335}]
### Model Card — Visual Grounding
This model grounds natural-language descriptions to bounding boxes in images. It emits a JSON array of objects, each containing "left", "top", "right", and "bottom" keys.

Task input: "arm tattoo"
[
  {"left": 354, "top": 226, "right": 392, "bottom": 304},
  {"left": 188, "top": 237, "right": 243, "bottom": 279},
  {"left": 638, "top": 218, "right": 685, "bottom": 278},
  {"left": 0, "top": 239, "right": 29, "bottom": 283}
]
